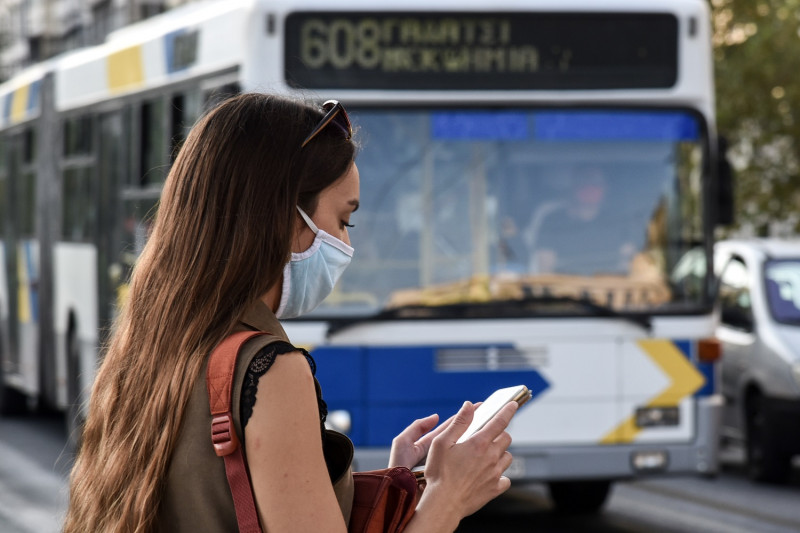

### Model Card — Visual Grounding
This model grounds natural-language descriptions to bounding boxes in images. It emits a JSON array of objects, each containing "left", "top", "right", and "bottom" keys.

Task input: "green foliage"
[{"left": 711, "top": 0, "right": 800, "bottom": 235}]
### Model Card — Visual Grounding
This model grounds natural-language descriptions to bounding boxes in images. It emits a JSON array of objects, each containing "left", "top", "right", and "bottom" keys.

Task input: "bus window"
[
  {"left": 324, "top": 108, "right": 706, "bottom": 316},
  {"left": 18, "top": 129, "right": 36, "bottom": 237},
  {"left": 61, "top": 115, "right": 96, "bottom": 243},
  {"left": 203, "top": 82, "right": 240, "bottom": 111},
  {"left": 121, "top": 196, "right": 158, "bottom": 260},
  {"left": 169, "top": 89, "right": 202, "bottom": 161},
  {"left": 62, "top": 167, "right": 96, "bottom": 242},
  {"left": 139, "top": 97, "right": 168, "bottom": 187},
  {"left": 63, "top": 116, "right": 93, "bottom": 156},
  {"left": 97, "top": 109, "right": 128, "bottom": 322}
]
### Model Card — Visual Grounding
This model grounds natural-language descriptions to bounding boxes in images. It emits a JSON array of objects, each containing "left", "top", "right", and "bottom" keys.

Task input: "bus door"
[
  {"left": 1, "top": 129, "right": 38, "bottom": 390},
  {"left": 0, "top": 134, "right": 13, "bottom": 373}
]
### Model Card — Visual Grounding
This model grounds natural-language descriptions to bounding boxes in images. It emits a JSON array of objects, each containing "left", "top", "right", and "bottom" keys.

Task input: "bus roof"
[{"left": 1, "top": 0, "right": 713, "bottom": 125}]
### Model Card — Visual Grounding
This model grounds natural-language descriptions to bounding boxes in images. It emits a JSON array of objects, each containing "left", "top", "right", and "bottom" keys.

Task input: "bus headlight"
[{"left": 325, "top": 410, "right": 352, "bottom": 434}]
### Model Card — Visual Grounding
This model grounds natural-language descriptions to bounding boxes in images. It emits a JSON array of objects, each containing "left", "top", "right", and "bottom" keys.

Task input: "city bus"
[{"left": 0, "top": 0, "right": 730, "bottom": 512}]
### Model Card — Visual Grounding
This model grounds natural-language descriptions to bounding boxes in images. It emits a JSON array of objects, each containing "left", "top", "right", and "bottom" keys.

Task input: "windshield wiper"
[
  {"left": 327, "top": 293, "right": 652, "bottom": 336},
  {"left": 523, "top": 294, "right": 653, "bottom": 332}
]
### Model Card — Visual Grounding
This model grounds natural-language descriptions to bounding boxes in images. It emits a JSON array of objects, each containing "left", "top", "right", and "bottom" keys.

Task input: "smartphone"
[
  {"left": 456, "top": 385, "right": 531, "bottom": 444},
  {"left": 412, "top": 385, "right": 530, "bottom": 480}
]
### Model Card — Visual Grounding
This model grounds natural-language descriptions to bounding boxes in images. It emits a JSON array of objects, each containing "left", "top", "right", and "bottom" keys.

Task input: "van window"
[
  {"left": 764, "top": 259, "right": 800, "bottom": 324},
  {"left": 719, "top": 258, "right": 754, "bottom": 331}
]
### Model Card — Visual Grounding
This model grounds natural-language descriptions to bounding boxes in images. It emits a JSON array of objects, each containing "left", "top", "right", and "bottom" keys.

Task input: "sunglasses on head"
[{"left": 301, "top": 100, "right": 353, "bottom": 148}]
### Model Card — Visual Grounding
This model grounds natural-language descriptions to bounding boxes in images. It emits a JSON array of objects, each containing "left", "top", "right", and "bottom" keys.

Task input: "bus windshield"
[{"left": 312, "top": 107, "right": 709, "bottom": 318}]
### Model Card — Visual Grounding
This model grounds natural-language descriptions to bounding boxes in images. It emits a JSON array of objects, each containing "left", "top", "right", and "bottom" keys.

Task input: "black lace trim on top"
[{"left": 240, "top": 341, "right": 328, "bottom": 431}]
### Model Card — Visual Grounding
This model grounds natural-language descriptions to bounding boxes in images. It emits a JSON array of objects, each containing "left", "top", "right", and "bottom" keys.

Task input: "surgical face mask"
[{"left": 275, "top": 206, "right": 354, "bottom": 319}]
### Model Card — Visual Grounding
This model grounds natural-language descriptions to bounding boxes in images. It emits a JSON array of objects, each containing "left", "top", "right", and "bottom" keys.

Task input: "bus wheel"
[
  {"left": 0, "top": 334, "right": 27, "bottom": 416},
  {"left": 65, "top": 330, "right": 85, "bottom": 451},
  {"left": 745, "top": 392, "right": 790, "bottom": 484},
  {"left": 547, "top": 480, "right": 612, "bottom": 514},
  {"left": 0, "top": 370, "right": 27, "bottom": 415}
]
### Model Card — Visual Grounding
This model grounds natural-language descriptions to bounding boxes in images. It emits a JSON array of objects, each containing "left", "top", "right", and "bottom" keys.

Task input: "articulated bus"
[{"left": 0, "top": 0, "right": 730, "bottom": 511}]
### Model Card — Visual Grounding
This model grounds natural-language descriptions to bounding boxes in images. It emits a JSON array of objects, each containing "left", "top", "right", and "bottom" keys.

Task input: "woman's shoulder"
[
  {"left": 241, "top": 341, "right": 321, "bottom": 429},
  {"left": 247, "top": 341, "right": 316, "bottom": 376}
]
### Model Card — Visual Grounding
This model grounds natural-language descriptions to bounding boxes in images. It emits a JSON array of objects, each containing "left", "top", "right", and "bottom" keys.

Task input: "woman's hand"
[
  {"left": 389, "top": 405, "right": 482, "bottom": 469},
  {"left": 407, "top": 400, "right": 518, "bottom": 531},
  {"left": 389, "top": 413, "right": 445, "bottom": 469}
]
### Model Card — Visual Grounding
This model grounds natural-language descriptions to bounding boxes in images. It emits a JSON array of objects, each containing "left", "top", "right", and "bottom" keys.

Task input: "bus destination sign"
[{"left": 284, "top": 12, "right": 678, "bottom": 91}]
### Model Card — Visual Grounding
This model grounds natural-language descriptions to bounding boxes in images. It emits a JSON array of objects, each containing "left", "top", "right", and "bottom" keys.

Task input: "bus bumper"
[{"left": 352, "top": 395, "right": 723, "bottom": 481}]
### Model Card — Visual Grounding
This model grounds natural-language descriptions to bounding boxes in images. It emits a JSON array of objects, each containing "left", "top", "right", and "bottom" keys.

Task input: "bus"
[{"left": 0, "top": 0, "right": 730, "bottom": 512}]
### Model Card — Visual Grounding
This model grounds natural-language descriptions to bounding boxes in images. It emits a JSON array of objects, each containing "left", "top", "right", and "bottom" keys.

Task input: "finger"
[
  {"left": 493, "top": 431, "right": 513, "bottom": 450},
  {"left": 476, "top": 401, "right": 517, "bottom": 440},
  {"left": 409, "top": 413, "right": 439, "bottom": 438},
  {"left": 438, "top": 401, "right": 475, "bottom": 444},
  {"left": 395, "top": 413, "right": 438, "bottom": 445},
  {"left": 414, "top": 417, "right": 450, "bottom": 452},
  {"left": 497, "top": 476, "right": 512, "bottom": 494},
  {"left": 424, "top": 401, "right": 480, "bottom": 439},
  {"left": 417, "top": 410, "right": 458, "bottom": 445},
  {"left": 499, "top": 450, "right": 513, "bottom": 472}
]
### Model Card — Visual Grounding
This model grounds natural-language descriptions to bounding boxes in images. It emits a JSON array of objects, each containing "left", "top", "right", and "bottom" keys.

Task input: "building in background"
[{"left": 0, "top": 0, "right": 198, "bottom": 82}]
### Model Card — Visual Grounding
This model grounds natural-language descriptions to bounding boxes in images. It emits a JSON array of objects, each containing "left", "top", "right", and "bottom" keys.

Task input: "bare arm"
[{"left": 245, "top": 351, "right": 347, "bottom": 533}]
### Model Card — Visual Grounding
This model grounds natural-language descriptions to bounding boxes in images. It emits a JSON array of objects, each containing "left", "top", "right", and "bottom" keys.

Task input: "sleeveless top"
[{"left": 156, "top": 300, "right": 355, "bottom": 531}]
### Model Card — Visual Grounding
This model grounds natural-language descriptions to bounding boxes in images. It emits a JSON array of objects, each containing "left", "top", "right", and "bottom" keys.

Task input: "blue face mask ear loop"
[{"left": 296, "top": 206, "right": 320, "bottom": 235}]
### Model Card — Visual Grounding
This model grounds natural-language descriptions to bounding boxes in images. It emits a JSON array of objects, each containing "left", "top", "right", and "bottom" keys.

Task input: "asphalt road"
[{"left": 1, "top": 413, "right": 799, "bottom": 533}]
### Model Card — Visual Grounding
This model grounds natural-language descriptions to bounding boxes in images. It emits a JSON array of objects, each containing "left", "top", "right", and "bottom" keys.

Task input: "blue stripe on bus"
[
  {"left": 431, "top": 112, "right": 529, "bottom": 140},
  {"left": 314, "top": 345, "right": 549, "bottom": 446},
  {"left": 694, "top": 362, "right": 715, "bottom": 397},
  {"left": 164, "top": 29, "right": 198, "bottom": 74},
  {"left": 673, "top": 339, "right": 692, "bottom": 359},
  {"left": 26, "top": 80, "right": 41, "bottom": 112},
  {"left": 673, "top": 338, "right": 715, "bottom": 396},
  {"left": 1, "top": 93, "right": 11, "bottom": 121},
  {"left": 165, "top": 30, "right": 183, "bottom": 73},
  {"left": 534, "top": 111, "right": 699, "bottom": 141},
  {"left": 429, "top": 111, "right": 699, "bottom": 142}
]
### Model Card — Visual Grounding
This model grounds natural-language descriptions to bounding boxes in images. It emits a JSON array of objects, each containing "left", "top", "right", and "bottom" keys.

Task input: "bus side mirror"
[{"left": 716, "top": 136, "right": 734, "bottom": 226}]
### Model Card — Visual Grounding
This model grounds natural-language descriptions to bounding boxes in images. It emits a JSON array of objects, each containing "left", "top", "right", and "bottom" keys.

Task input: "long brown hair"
[{"left": 63, "top": 93, "right": 355, "bottom": 533}]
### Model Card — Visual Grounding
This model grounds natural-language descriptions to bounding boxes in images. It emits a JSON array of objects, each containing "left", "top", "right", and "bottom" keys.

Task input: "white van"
[{"left": 714, "top": 239, "right": 800, "bottom": 483}]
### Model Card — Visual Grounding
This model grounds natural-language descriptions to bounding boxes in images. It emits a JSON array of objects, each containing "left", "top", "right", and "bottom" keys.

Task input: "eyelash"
[{"left": 342, "top": 221, "right": 355, "bottom": 228}]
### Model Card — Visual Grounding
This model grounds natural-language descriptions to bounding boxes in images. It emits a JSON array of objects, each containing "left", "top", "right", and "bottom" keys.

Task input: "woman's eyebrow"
[{"left": 349, "top": 199, "right": 360, "bottom": 212}]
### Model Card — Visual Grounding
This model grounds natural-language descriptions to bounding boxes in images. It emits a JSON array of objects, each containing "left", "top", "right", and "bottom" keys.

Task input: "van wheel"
[
  {"left": 65, "top": 330, "right": 85, "bottom": 451},
  {"left": 548, "top": 480, "right": 612, "bottom": 514},
  {"left": 745, "top": 393, "right": 790, "bottom": 483}
]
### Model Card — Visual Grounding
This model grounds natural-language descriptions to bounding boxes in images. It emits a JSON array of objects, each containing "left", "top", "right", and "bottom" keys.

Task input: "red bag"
[
  {"left": 350, "top": 467, "right": 419, "bottom": 533},
  {"left": 208, "top": 332, "right": 418, "bottom": 533}
]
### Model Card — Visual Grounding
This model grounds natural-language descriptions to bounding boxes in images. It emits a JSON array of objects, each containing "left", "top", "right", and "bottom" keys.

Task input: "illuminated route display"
[{"left": 284, "top": 12, "right": 678, "bottom": 90}]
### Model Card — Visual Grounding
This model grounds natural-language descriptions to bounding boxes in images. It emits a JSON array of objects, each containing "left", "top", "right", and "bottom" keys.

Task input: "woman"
[{"left": 64, "top": 93, "right": 517, "bottom": 532}]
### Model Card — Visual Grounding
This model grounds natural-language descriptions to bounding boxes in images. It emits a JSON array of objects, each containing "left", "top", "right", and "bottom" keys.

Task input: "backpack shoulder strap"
[{"left": 207, "top": 330, "right": 266, "bottom": 533}]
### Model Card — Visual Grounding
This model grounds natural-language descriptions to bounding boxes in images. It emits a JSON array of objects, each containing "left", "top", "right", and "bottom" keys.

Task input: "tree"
[{"left": 711, "top": 0, "right": 800, "bottom": 235}]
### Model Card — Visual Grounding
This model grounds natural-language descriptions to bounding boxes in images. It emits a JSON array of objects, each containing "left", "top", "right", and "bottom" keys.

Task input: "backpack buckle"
[{"left": 211, "top": 413, "right": 239, "bottom": 457}]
